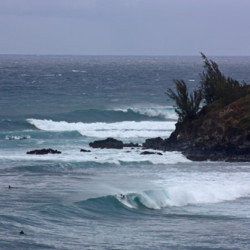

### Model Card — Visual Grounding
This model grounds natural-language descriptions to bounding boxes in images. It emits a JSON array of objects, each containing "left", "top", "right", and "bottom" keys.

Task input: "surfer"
[
  {"left": 8, "top": 185, "right": 18, "bottom": 189},
  {"left": 120, "top": 194, "right": 125, "bottom": 200}
]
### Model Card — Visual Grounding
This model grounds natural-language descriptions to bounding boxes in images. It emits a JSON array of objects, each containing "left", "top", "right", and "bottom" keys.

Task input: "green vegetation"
[
  {"left": 167, "top": 53, "right": 249, "bottom": 122},
  {"left": 199, "top": 53, "right": 248, "bottom": 106},
  {"left": 166, "top": 80, "right": 202, "bottom": 122}
]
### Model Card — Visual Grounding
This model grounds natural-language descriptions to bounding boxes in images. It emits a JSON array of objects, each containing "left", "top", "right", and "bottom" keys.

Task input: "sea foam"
[{"left": 0, "top": 148, "right": 188, "bottom": 166}]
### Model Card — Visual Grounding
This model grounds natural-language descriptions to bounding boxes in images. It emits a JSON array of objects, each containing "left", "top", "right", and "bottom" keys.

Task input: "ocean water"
[{"left": 0, "top": 55, "right": 250, "bottom": 250}]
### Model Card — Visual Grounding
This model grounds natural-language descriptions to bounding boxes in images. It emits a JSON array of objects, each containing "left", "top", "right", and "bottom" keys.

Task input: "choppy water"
[{"left": 0, "top": 55, "right": 250, "bottom": 249}]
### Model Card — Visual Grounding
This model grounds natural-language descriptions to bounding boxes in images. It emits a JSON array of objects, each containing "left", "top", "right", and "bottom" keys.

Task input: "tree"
[
  {"left": 199, "top": 53, "right": 248, "bottom": 106},
  {"left": 166, "top": 80, "right": 202, "bottom": 122},
  {"left": 167, "top": 53, "right": 248, "bottom": 122}
]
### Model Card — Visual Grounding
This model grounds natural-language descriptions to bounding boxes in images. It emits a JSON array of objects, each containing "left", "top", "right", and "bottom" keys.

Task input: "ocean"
[{"left": 0, "top": 55, "right": 250, "bottom": 250}]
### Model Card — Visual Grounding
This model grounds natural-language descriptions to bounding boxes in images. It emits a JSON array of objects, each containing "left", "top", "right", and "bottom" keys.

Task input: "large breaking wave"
[{"left": 79, "top": 183, "right": 250, "bottom": 211}]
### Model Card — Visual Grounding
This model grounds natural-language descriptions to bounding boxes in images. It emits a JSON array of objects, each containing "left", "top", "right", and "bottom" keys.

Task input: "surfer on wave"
[{"left": 120, "top": 194, "right": 125, "bottom": 200}]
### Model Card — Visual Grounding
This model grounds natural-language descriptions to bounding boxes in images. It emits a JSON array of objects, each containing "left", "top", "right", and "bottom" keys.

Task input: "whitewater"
[{"left": 0, "top": 55, "right": 250, "bottom": 249}]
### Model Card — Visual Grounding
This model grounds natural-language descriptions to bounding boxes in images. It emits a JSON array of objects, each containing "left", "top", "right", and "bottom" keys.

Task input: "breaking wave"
[{"left": 27, "top": 118, "right": 175, "bottom": 139}]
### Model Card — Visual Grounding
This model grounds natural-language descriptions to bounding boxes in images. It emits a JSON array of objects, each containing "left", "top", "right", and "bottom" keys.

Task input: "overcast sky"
[{"left": 0, "top": 0, "right": 250, "bottom": 56}]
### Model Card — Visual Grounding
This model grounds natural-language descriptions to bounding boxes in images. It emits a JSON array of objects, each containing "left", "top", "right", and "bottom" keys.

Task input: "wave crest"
[{"left": 116, "top": 106, "right": 177, "bottom": 120}]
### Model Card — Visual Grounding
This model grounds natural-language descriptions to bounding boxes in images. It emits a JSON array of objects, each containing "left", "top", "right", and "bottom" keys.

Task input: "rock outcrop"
[
  {"left": 80, "top": 148, "right": 91, "bottom": 152},
  {"left": 89, "top": 138, "right": 141, "bottom": 149},
  {"left": 89, "top": 138, "right": 124, "bottom": 149},
  {"left": 27, "top": 148, "right": 61, "bottom": 155}
]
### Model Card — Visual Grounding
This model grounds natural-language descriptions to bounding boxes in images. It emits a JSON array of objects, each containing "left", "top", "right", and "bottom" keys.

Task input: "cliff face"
[{"left": 144, "top": 94, "right": 250, "bottom": 161}]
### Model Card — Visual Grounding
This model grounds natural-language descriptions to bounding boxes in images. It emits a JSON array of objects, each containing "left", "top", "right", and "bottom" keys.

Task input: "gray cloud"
[{"left": 0, "top": 0, "right": 250, "bottom": 55}]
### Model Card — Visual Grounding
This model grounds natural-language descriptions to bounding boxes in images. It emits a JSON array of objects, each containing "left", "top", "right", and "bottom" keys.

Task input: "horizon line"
[{"left": 0, "top": 53, "right": 250, "bottom": 57}]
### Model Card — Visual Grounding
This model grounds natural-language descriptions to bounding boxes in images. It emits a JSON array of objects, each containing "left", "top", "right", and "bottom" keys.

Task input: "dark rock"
[
  {"left": 185, "top": 154, "right": 209, "bottom": 161},
  {"left": 89, "top": 138, "right": 142, "bottom": 149},
  {"left": 123, "top": 143, "right": 141, "bottom": 147},
  {"left": 143, "top": 137, "right": 166, "bottom": 150},
  {"left": 140, "top": 151, "right": 163, "bottom": 155},
  {"left": 225, "top": 156, "right": 250, "bottom": 162},
  {"left": 185, "top": 151, "right": 250, "bottom": 162},
  {"left": 27, "top": 148, "right": 61, "bottom": 155},
  {"left": 80, "top": 148, "right": 91, "bottom": 152},
  {"left": 89, "top": 138, "right": 123, "bottom": 149}
]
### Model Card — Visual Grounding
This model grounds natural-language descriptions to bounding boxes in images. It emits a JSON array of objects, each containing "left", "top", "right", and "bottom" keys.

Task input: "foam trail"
[
  {"left": 5, "top": 135, "right": 31, "bottom": 140},
  {"left": 0, "top": 148, "right": 188, "bottom": 165},
  {"left": 27, "top": 119, "right": 176, "bottom": 139}
]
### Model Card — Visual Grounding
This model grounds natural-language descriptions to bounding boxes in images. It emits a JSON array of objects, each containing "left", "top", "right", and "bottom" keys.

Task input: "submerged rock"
[
  {"left": 140, "top": 151, "right": 163, "bottom": 155},
  {"left": 80, "top": 148, "right": 91, "bottom": 152},
  {"left": 27, "top": 148, "right": 61, "bottom": 155}
]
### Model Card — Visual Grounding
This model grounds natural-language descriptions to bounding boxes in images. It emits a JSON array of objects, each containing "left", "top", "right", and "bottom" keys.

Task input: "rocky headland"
[
  {"left": 143, "top": 94, "right": 250, "bottom": 162},
  {"left": 141, "top": 54, "right": 250, "bottom": 162}
]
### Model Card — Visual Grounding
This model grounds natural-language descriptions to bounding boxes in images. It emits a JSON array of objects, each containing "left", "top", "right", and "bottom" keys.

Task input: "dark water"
[{"left": 0, "top": 55, "right": 250, "bottom": 249}]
